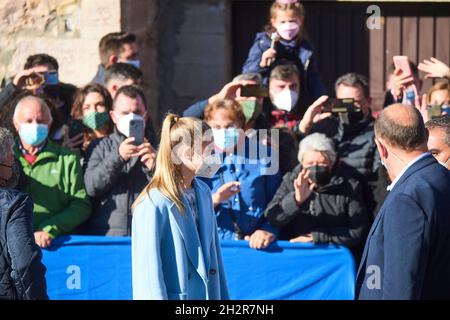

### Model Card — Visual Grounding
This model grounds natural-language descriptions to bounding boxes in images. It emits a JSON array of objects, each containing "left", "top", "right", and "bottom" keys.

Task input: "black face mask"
[
  {"left": 339, "top": 109, "right": 364, "bottom": 125},
  {"left": 0, "top": 162, "right": 19, "bottom": 189},
  {"left": 306, "top": 165, "right": 331, "bottom": 187}
]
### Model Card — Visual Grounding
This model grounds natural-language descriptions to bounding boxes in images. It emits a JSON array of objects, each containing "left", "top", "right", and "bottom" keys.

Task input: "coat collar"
[
  {"left": 14, "top": 139, "right": 59, "bottom": 168},
  {"left": 168, "top": 178, "right": 213, "bottom": 284}
]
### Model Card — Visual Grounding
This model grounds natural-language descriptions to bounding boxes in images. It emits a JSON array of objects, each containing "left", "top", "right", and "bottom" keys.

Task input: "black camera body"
[{"left": 323, "top": 98, "right": 360, "bottom": 114}]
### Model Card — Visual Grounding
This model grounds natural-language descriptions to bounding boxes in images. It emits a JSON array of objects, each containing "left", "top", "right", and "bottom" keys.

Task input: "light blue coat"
[{"left": 132, "top": 178, "right": 229, "bottom": 300}]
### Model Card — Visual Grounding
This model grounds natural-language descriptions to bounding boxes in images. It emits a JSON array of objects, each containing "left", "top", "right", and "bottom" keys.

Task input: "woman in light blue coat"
[{"left": 132, "top": 114, "right": 229, "bottom": 300}]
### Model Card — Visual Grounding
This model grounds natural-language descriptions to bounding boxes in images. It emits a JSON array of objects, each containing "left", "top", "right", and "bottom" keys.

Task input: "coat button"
[{"left": 209, "top": 268, "right": 217, "bottom": 276}]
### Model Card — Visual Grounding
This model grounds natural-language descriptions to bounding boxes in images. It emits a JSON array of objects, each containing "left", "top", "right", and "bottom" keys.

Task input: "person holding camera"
[
  {"left": 184, "top": 63, "right": 307, "bottom": 175},
  {"left": 183, "top": 72, "right": 270, "bottom": 129},
  {"left": 83, "top": 85, "right": 156, "bottom": 236},
  {"left": 184, "top": 62, "right": 309, "bottom": 130},
  {"left": 0, "top": 54, "right": 77, "bottom": 131},
  {"left": 298, "top": 73, "right": 382, "bottom": 217}
]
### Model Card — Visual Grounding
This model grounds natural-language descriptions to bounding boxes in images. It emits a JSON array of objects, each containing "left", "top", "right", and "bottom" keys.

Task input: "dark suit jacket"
[{"left": 356, "top": 154, "right": 450, "bottom": 300}]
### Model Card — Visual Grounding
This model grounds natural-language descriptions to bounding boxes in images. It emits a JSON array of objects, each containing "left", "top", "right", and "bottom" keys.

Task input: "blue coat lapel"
[
  {"left": 193, "top": 178, "right": 214, "bottom": 274},
  {"left": 169, "top": 194, "right": 209, "bottom": 284},
  {"left": 168, "top": 178, "right": 215, "bottom": 284}
]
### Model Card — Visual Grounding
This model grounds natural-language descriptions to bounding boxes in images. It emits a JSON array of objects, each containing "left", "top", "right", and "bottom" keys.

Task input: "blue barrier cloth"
[{"left": 42, "top": 236, "right": 355, "bottom": 300}]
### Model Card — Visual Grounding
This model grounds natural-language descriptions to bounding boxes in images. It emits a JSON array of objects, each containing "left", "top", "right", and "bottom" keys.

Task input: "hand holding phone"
[
  {"left": 68, "top": 119, "right": 84, "bottom": 139},
  {"left": 393, "top": 56, "right": 412, "bottom": 78},
  {"left": 25, "top": 72, "right": 45, "bottom": 89},
  {"left": 63, "top": 119, "right": 84, "bottom": 151},
  {"left": 393, "top": 56, "right": 418, "bottom": 105}
]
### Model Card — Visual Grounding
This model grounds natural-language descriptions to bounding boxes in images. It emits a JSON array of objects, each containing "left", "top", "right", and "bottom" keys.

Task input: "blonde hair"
[
  {"left": 264, "top": 1, "right": 306, "bottom": 40},
  {"left": 427, "top": 81, "right": 450, "bottom": 104},
  {"left": 132, "top": 114, "right": 210, "bottom": 212}
]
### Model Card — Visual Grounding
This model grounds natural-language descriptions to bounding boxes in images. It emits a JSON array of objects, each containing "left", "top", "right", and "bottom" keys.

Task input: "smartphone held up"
[{"left": 129, "top": 118, "right": 145, "bottom": 146}]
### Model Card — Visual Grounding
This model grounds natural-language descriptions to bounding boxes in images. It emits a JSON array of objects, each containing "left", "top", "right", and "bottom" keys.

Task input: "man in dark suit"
[{"left": 356, "top": 103, "right": 450, "bottom": 300}]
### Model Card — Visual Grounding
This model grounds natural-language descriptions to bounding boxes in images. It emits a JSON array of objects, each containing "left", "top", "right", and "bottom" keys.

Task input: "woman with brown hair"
[{"left": 65, "top": 83, "right": 113, "bottom": 160}]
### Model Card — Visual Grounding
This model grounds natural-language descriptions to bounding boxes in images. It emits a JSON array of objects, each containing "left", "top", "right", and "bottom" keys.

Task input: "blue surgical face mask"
[
  {"left": 125, "top": 60, "right": 141, "bottom": 69},
  {"left": 19, "top": 123, "right": 48, "bottom": 146},
  {"left": 212, "top": 128, "right": 239, "bottom": 152}
]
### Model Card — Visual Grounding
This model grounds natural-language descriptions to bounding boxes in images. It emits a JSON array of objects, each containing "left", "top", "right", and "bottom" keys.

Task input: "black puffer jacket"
[
  {"left": 264, "top": 163, "right": 370, "bottom": 260},
  {"left": 0, "top": 188, "right": 48, "bottom": 300}
]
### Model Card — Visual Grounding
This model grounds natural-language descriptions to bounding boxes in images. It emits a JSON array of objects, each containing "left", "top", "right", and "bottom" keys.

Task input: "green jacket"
[{"left": 15, "top": 140, "right": 91, "bottom": 238}]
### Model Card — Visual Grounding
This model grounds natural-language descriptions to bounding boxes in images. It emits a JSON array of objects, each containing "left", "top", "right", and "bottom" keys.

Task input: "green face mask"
[
  {"left": 240, "top": 100, "right": 263, "bottom": 123},
  {"left": 82, "top": 111, "right": 110, "bottom": 130}
]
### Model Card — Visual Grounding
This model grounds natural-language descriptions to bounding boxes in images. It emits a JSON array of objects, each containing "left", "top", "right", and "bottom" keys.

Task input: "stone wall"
[
  {"left": 0, "top": 0, "right": 121, "bottom": 87},
  {"left": 1, "top": 0, "right": 231, "bottom": 128},
  {"left": 156, "top": 0, "right": 231, "bottom": 120}
]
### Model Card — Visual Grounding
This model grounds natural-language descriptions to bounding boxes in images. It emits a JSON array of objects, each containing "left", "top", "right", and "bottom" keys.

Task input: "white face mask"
[
  {"left": 272, "top": 89, "right": 299, "bottom": 112},
  {"left": 212, "top": 128, "right": 239, "bottom": 152},
  {"left": 116, "top": 112, "right": 145, "bottom": 137},
  {"left": 195, "top": 154, "right": 222, "bottom": 179}
]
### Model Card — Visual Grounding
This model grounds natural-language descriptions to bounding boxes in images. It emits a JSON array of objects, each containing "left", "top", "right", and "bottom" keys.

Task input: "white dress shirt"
[{"left": 386, "top": 152, "right": 430, "bottom": 191}]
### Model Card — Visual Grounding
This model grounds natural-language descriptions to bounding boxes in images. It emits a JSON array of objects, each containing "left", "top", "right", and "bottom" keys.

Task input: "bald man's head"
[
  {"left": 375, "top": 103, "right": 427, "bottom": 151},
  {"left": 13, "top": 96, "right": 53, "bottom": 129}
]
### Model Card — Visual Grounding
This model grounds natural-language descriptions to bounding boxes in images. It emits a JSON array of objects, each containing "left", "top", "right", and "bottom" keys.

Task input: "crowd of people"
[{"left": 1, "top": 0, "right": 450, "bottom": 300}]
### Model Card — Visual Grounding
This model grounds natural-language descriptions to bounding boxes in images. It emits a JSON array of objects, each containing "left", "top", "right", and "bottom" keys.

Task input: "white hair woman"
[{"left": 264, "top": 133, "right": 370, "bottom": 263}]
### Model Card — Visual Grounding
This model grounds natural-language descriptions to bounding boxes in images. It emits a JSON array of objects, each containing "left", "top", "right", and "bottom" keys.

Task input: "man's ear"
[
  {"left": 375, "top": 138, "right": 388, "bottom": 159},
  {"left": 110, "top": 84, "right": 119, "bottom": 97},
  {"left": 109, "top": 110, "right": 118, "bottom": 124},
  {"left": 13, "top": 119, "right": 20, "bottom": 133},
  {"left": 270, "top": 18, "right": 277, "bottom": 27},
  {"left": 108, "top": 55, "right": 118, "bottom": 67}
]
